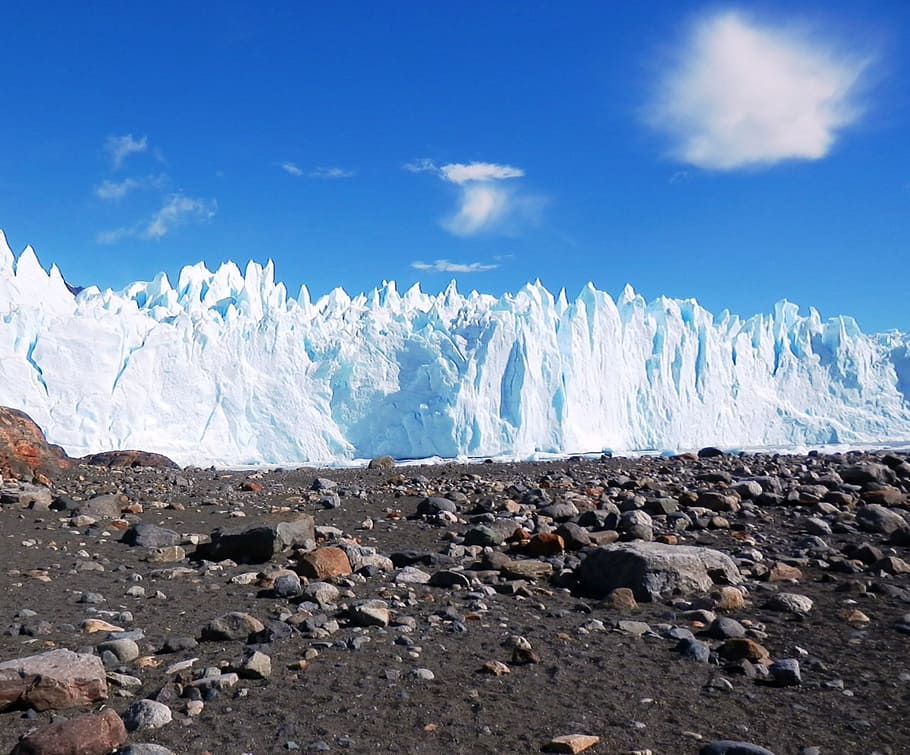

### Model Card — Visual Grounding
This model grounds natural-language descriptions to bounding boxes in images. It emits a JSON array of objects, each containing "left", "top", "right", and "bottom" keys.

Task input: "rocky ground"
[{"left": 1, "top": 449, "right": 910, "bottom": 755}]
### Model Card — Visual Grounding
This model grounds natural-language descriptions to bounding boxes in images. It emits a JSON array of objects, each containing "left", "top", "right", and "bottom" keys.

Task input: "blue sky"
[{"left": 1, "top": 1, "right": 909, "bottom": 332}]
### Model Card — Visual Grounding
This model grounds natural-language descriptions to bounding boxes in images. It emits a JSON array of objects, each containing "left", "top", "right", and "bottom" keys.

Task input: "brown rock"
[
  {"left": 500, "top": 559, "right": 554, "bottom": 581},
  {"left": 606, "top": 587, "right": 638, "bottom": 610},
  {"left": 240, "top": 480, "right": 263, "bottom": 492},
  {"left": 873, "top": 556, "right": 910, "bottom": 574},
  {"left": 767, "top": 562, "right": 803, "bottom": 582},
  {"left": 717, "top": 637, "right": 770, "bottom": 662},
  {"left": 80, "top": 449, "right": 179, "bottom": 469},
  {"left": 524, "top": 533, "right": 565, "bottom": 556},
  {"left": 0, "top": 649, "right": 107, "bottom": 711},
  {"left": 542, "top": 734, "right": 601, "bottom": 753},
  {"left": 295, "top": 547, "right": 352, "bottom": 579},
  {"left": 587, "top": 530, "right": 620, "bottom": 546},
  {"left": 713, "top": 586, "right": 746, "bottom": 611},
  {"left": 9, "top": 707, "right": 127, "bottom": 755},
  {"left": 0, "top": 406, "right": 71, "bottom": 480}
]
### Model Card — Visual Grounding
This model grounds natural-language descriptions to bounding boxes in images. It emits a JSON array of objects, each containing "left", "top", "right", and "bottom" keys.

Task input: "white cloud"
[
  {"left": 142, "top": 194, "right": 217, "bottom": 239},
  {"left": 411, "top": 259, "right": 498, "bottom": 273},
  {"left": 650, "top": 11, "right": 868, "bottom": 170},
  {"left": 280, "top": 162, "right": 303, "bottom": 176},
  {"left": 443, "top": 184, "right": 510, "bottom": 236},
  {"left": 96, "top": 193, "right": 217, "bottom": 244},
  {"left": 404, "top": 159, "right": 533, "bottom": 235},
  {"left": 309, "top": 166, "right": 355, "bottom": 179},
  {"left": 439, "top": 162, "right": 524, "bottom": 184},
  {"left": 94, "top": 174, "right": 168, "bottom": 201},
  {"left": 105, "top": 134, "right": 148, "bottom": 169}
]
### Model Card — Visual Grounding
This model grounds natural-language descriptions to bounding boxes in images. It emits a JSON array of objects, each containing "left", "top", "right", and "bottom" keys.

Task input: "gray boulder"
[
  {"left": 194, "top": 514, "right": 315, "bottom": 563},
  {"left": 577, "top": 541, "right": 741, "bottom": 601}
]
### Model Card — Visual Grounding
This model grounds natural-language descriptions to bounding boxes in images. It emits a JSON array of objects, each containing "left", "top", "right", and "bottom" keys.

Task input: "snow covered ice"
[{"left": 1, "top": 230, "right": 909, "bottom": 467}]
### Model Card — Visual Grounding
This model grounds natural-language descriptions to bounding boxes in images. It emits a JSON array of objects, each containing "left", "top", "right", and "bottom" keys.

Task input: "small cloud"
[
  {"left": 649, "top": 11, "right": 869, "bottom": 170},
  {"left": 96, "top": 228, "right": 132, "bottom": 245},
  {"left": 404, "top": 159, "right": 535, "bottom": 235},
  {"left": 105, "top": 134, "right": 148, "bottom": 169},
  {"left": 94, "top": 173, "right": 168, "bottom": 201},
  {"left": 668, "top": 170, "right": 690, "bottom": 184},
  {"left": 439, "top": 162, "right": 524, "bottom": 184},
  {"left": 280, "top": 162, "right": 304, "bottom": 176},
  {"left": 411, "top": 259, "right": 499, "bottom": 273},
  {"left": 309, "top": 166, "right": 355, "bottom": 179},
  {"left": 402, "top": 158, "right": 437, "bottom": 174},
  {"left": 96, "top": 193, "right": 217, "bottom": 244},
  {"left": 142, "top": 194, "right": 217, "bottom": 240}
]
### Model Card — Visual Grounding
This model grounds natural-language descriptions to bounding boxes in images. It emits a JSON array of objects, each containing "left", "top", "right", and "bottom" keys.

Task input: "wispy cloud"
[
  {"left": 649, "top": 11, "right": 868, "bottom": 170},
  {"left": 280, "top": 162, "right": 356, "bottom": 179},
  {"left": 309, "top": 166, "right": 355, "bottom": 179},
  {"left": 280, "top": 162, "right": 304, "bottom": 176},
  {"left": 404, "top": 159, "right": 535, "bottom": 235},
  {"left": 94, "top": 173, "right": 168, "bottom": 201},
  {"left": 411, "top": 259, "right": 499, "bottom": 273},
  {"left": 105, "top": 134, "right": 148, "bottom": 169},
  {"left": 439, "top": 162, "right": 524, "bottom": 184},
  {"left": 96, "top": 193, "right": 217, "bottom": 244},
  {"left": 143, "top": 194, "right": 217, "bottom": 239}
]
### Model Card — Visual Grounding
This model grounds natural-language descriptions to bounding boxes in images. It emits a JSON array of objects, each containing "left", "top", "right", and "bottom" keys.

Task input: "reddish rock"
[
  {"left": 295, "top": 547, "right": 352, "bottom": 579},
  {"left": 0, "top": 649, "right": 107, "bottom": 711},
  {"left": 524, "top": 533, "right": 565, "bottom": 556},
  {"left": 240, "top": 480, "right": 263, "bottom": 492},
  {"left": 717, "top": 637, "right": 770, "bottom": 662},
  {"left": 606, "top": 587, "right": 638, "bottom": 610},
  {"left": 80, "top": 449, "right": 179, "bottom": 469},
  {"left": 767, "top": 562, "right": 803, "bottom": 582},
  {"left": 0, "top": 407, "right": 71, "bottom": 480},
  {"left": 10, "top": 707, "right": 127, "bottom": 755}
]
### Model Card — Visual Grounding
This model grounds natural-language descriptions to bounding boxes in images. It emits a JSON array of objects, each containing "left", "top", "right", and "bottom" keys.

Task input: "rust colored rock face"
[
  {"left": 0, "top": 406, "right": 71, "bottom": 479},
  {"left": 9, "top": 707, "right": 128, "bottom": 755},
  {"left": 0, "top": 650, "right": 108, "bottom": 711},
  {"left": 80, "top": 449, "right": 180, "bottom": 469},
  {"left": 295, "top": 547, "right": 353, "bottom": 579}
]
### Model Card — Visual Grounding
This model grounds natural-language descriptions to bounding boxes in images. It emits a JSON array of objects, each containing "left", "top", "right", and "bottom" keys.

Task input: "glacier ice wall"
[{"left": 0, "top": 231, "right": 909, "bottom": 466}]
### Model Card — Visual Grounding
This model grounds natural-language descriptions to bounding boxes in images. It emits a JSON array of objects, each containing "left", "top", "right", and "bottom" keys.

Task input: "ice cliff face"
[{"left": 1, "top": 231, "right": 908, "bottom": 466}]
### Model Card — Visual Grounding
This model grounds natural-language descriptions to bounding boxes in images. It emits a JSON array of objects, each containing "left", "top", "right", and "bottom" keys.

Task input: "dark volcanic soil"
[{"left": 1, "top": 453, "right": 910, "bottom": 755}]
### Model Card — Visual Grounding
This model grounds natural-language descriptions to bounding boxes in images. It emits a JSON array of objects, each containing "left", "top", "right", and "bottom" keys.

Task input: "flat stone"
[
  {"left": 9, "top": 707, "right": 127, "bottom": 755},
  {"left": 501, "top": 559, "right": 554, "bottom": 581},
  {"left": 348, "top": 600, "right": 390, "bottom": 628},
  {"left": 0, "top": 649, "right": 107, "bottom": 711},
  {"left": 542, "top": 734, "right": 601, "bottom": 753},
  {"left": 122, "top": 523, "right": 181, "bottom": 548}
]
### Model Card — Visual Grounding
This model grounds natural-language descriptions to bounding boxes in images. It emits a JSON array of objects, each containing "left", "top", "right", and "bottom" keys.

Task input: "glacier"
[{"left": 0, "top": 230, "right": 909, "bottom": 467}]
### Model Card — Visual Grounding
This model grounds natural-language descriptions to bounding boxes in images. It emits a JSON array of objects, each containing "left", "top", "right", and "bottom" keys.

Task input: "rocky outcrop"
[
  {"left": 0, "top": 407, "right": 71, "bottom": 480},
  {"left": 81, "top": 449, "right": 180, "bottom": 469}
]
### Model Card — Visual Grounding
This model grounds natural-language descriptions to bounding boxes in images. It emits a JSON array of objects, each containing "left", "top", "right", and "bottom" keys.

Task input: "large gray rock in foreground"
[
  {"left": 194, "top": 514, "right": 315, "bottom": 563},
  {"left": 577, "top": 541, "right": 742, "bottom": 601},
  {"left": 0, "top": 649, "right": 107, "bottom": 711}
]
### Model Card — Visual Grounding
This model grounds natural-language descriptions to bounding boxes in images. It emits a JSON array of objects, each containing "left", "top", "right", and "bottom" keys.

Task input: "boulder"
[
  {"left": 576, "top": 541, "right": 741, "bottom": 601},
  {"left": 121, "top": 523, "right": 181, "bottom": 548},
  {"left": 200, "top": 612, "right": 265, "bottom": 642},
  {"left": 295, "top": 546, "right": 352, "bottom": 579},
  {"left": 367, "top": 455, "right": 396, "bottom": 470},
  {"left": 9, "top": 707, "right": 127, "bottom": 755},
  {"left": 81, "top": 449, "right": 179, "bottom": 469},
  {"left": 0, "top": 649, "right": 107, "bottom": 711},
  {"left": 194, "top": 514, "right": 315, "bottom": 563},
  {"left": 0, "top": 406, "right": 71, "bottom": 479}
]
